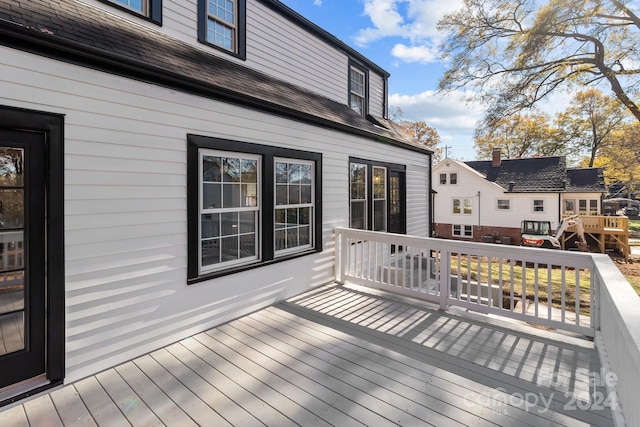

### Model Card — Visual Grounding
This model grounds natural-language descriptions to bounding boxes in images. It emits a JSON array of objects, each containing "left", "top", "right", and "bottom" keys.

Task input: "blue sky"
[{"left": 279, "top": 0, "right": 484, "bottom": 160}]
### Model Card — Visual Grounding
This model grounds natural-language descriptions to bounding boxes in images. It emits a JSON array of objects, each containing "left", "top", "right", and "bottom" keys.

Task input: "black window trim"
[
  {"left": 97, "top": 0, "right": 163, "bottom": 25},
  {"left": 197, "top": 0, "right": 247, "bottom": 60},
  {"left": 348, "top": 156, "right": 405, "bottom": 233},
  {"left": 188, "top": 134, "right": 322, "bottom": 284}
]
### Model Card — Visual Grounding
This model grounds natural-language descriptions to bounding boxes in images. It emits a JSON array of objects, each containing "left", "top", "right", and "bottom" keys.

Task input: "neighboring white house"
[
  {"left": 0, "top": 0, "right": 432, "bottom": 402},
  {"left": 432, "top": 149, "right": 605, "bottom": 244}
]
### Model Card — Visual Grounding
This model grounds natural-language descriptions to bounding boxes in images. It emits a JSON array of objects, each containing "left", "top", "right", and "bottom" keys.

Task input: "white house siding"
[
  {"left": 0, "top": 46, "right": 428, "bottom": 383},
  {"left": 368, "top": 72, "right": 386, "bottom": 118}
]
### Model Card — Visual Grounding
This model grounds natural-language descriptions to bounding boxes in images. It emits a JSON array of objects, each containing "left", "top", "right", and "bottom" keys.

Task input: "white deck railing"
[{"left": 334, "top": 227, "right": 639, "bottom": 427}]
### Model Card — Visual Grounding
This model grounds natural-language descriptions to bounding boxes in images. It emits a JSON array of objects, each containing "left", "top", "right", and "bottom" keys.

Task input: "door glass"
[{"left": 0, "top": 148, "right": 25, "bottom": 356}]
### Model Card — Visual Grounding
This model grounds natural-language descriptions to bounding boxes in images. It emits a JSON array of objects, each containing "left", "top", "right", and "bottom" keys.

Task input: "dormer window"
[
  {"left": 198, "top": 0, "right": 246, "bottom": 59},
  {"left": 349, "top": 65, "right": 366, "bottom": 116},
  {"left": 103, "top": 0, "right": 162, "bottom": 24}
]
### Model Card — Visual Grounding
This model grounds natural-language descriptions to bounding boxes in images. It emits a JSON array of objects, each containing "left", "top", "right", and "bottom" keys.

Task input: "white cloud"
[
  {"left": 313, "top": 0, "right": 322, "bottom": 6},
  {"left": 355, "top": 0, "right": 464, "bottom": 61},
  {"left": 390, "top": 90, "right": 485, "bottom": 160},
  {"left": 390, "top": 43, "right": 439, "bottom": 63}
]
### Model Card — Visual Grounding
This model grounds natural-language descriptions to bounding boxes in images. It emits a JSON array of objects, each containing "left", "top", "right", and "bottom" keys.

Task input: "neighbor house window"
[
  {"left": 275, "top": 159, "right": 314, "bottom": 255},
  {"left": 188, "top": 135, "right": 321, "bottom": 282},
  {"left": 533, "top": 199, "right": 544, "bottom": 212},
  {"left": 453, "top": 225, "right": 473, "bottom": 238},
  {"left": 564, "top": 199, "right": 575, "bottom": 215},
  {"left": 198, "top": 0, "right": 246, "bottom": 58},
  {"left": 104, "top": 0, "right": 161, "bottom": 23},
  {"left": 453, "top": 198, "right": 472, "bottom": 215},
  {"left": 439, "top": 173, "right": 446, "bottom": 185},
  {"left": 450, "top": 173, "right": 458, "bottom": 185},
  {"left": 590, "top": 200, "right": 598, "bottom": 215},
  {"left": 497, "top": 199, "right": 510, "bottom": 210},
  {"left": 349, "top": 65, "right": 366, "bottom": 116},
  {"left": 579, "top": 199, "right": 588, "bottom": 215}
]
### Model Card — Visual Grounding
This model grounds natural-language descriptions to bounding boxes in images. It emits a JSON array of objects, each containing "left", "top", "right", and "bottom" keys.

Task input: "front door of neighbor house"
[
  {"left": 388, "top": 170, "right": 405, "bottom": 234},
  {"left": 0, "top": 130, "right": 46, "bottom": 389}
]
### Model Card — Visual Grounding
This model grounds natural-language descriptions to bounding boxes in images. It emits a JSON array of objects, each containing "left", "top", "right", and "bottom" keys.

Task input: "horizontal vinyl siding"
[
  {"left": 1, "top": 46, "right": 428, "bottom": 382},
  {"left": 247, "top": 1, "right": 347, "bottom": 104},
  {"left": 406, "top": 164, "right": 430, "bottom": 237},
  {"left": 369, "top": 72, "right": 385, "bottom": 117}
]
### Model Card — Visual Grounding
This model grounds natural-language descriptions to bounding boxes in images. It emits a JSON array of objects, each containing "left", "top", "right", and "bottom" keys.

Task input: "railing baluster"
[
  {"left": 547, "top": 266, "right": 552, "bottom": 321},
  {"left": 534, "top": 263, "right": 539, "bottom": 318},
  {"left": 561, "top": 266, "right": 566, "bottom": 323},
  {"left": 510, "top": 259, "right": 515, "bottom": 311},
  {"left": 575, "top": 268, "right": 580, "bottom": 326}
]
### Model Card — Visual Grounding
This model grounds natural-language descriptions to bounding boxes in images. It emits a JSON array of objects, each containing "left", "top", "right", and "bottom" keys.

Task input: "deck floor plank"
[
  {"left": 73, "top": 375, "right": 129, "bottom": 427},
  {"left": 94, "top": 367, "right": 164, "bottom": 426},
  {"left": 235, "top": 310, "right": 499, "bottom": 427},
  {"left": 0, "top": 283, "right": 616, "bottom": 427},
  {"left": 152, "top": 344, "right": 260, "bottom": 427},
  {"left": 22, "top": 395, "right": 63, "bottom": 427},
  {"left": 278, "top": 287, "right": 613, "bottom": 427},
  {"left": 114, "top": 361, "right": 198, "bottom": 427},
  {"left": 133, "top": 352, "right": 232, "bottom": 427},
  {"left": 0, "top": 402, "right": 29, "bottom": 427},
  {"left": 49, "top": 385, "right": 97, "bottom": 427}
]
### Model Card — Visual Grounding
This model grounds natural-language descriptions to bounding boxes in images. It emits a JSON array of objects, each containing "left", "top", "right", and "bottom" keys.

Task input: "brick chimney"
[{"left": 492, "top": 148, "right": 502, "bottom": 167}]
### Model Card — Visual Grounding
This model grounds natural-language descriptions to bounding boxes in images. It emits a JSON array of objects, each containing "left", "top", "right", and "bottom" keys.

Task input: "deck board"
[{"left": 0, "top": 283, "right": 615, "bottom": 426}]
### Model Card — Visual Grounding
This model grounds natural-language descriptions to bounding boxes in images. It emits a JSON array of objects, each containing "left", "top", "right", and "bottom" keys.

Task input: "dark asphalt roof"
[
  {"left": 0, "top": 0, "right": 426, "bottom": 152},
  {"left": 465, "top": 157, "right": 606, "bottom": 193}
]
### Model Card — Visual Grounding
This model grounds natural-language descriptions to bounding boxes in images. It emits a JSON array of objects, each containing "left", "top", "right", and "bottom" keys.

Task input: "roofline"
[
  {"left": 0, "top": 20, "right": 429, "bottom": 155},
  {"left": 260, "top": 0, "right": 390, "bottom": 78}
]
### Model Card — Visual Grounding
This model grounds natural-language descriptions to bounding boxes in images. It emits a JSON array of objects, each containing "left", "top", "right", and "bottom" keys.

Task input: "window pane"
[
  {"left": 203, "top": 183, "right": 221, "bottom": 209},
  {"left": 275, "top": 209, "right": 286, "bottom": 229},
  {"left": 221, "top": 236, "right": 238, "bottom": 261},
  {"left": 350, "top": 200, "right": 366, "bottom": 229},
  {"left": 373, "top": 200, "right": 385, "bottom": 231},
  {"left": 239, "top": 211, "right": 255, "bottom": 234},
  {"left": 202, "top": 156, "right": 222, "bottom": 182},
  {"left": 299, "top": 226, "right": 310, "bottom": 246},
  {"left": 223, "top": 158, "right": 240, "bottom": 182},
  {"left": 239, "top": 234, "right": 255, "bottom": 259},
  {"left": 373, "top": 167, "right": 385, "bottom": 199},
  {"left": 463, "top": 199, "right": 472, "bottom": 214},
  {"left": 450, "top": 173, "right": 458, "bottom": 184},
  {"left": 201, "top": 213, "right": 220, "bottom": 238},
  {"left": 222, "top": 183, "right": 240, "bottom": 208},
  {"left": 276, "top": 162, "right": 288, "bottom": 183},
  {"left": 202, "top": 239, "right": 220, "bottom": 266},
  {"left": 286, "top": 228, "right": 299, "bottom": 249},
  {"left": 241, "top": 160, "right": 258, "bottom": 183},
  {"left": 300, "top": 207, "right": 310, "bottom": 225},
  {"left": 440, "top": 173, "right": 446, "bottom": 185},
  {"left": 276, "top": 184, "right": 288, "bottom": 205},
  {"left": 289, "top": 164, "right": 301, "bottom": 183},
  {"left": 300, "top": 185, "right": 312, "bottom": 204},
  {"left": 221, "top": 211, "right": 238, "bottom": 236},
  {"left": 241, "top": 183, "right": 257, "bottom": 207},
  {"left": 275, "top": 229, "right": 286, "bottom": 251},
  {"left": 287, "top": 208, "right": 298, "bottom": 225},
  {"left": 300, "top": 164, "right": 312, "bottom": 184},
  {"left": 289, "top": 184, "right": 300, "bottom": 204}
]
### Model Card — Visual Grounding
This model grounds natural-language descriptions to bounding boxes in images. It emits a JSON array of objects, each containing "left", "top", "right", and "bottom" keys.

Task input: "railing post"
[
  {"left": 334, "top": 228, "right": 343, "bottom": 284},
  {"left": 439, "top": 250, "right": 450, "bottom": 310}
]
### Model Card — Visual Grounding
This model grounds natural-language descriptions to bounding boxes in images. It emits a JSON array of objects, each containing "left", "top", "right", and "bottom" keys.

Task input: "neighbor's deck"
[{"left": 1, "top": 283, "right": 614, "bottom": 426}]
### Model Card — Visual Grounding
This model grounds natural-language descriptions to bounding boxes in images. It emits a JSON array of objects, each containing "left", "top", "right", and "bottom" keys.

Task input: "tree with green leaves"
[
  {"left": 599, "top": 122, "right": 640, "bottom": 197},
  {"left": 438, "top": 0, "right": 640, "bottom": 124},
  {"left": 390, "top": 107, "right": 443, "bottom": 162},
  {"left": 474, "top": 111, "right": 559, "bottom": 159},
  {"left": 555, "top": 89, "right": 629, "bottom": 167}
]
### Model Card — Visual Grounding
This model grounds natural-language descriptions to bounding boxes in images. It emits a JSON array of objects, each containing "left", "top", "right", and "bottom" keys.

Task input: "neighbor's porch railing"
[{"left": 334, "top": 227, "right": 640, "bottom": 427}]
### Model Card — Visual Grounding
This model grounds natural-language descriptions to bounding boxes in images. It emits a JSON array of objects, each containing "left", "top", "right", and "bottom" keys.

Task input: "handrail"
[{"left": 334, "top": 227, "right": 638, "bottom": 426}]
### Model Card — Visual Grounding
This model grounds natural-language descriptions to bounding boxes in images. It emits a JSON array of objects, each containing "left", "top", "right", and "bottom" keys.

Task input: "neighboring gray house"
[
  {"left": 433, "top": 149, "right": 605, "bottom": 244},
  {"left": 0, "top": 0, "right": 432, "bottom": 402}
]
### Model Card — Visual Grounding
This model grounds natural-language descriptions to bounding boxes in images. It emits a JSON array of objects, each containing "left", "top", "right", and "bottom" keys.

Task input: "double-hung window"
[
  {"left": 439, "top": 173, "right": 446, "bottom": 185},
  {"left": 449, "top": 173, "right": 458, "bottom": 185},
  {"left": 198, "top": 0, "right": 246, "bottom": 59},
  {"left": 188, "top": 135, "right": 322, "bottom": 282},
  {"left": 453, "top": 225, "right": 473, "bottom": 238},
  {"left": 497, "top": 199, "right": 510, "bottom": 210},
  {"left": 275, "top": 159, "right": 314, "bottom": 254},
  {"left": 533, "top": 199, "right": 544, "bottom": 212},
  {"left": 349, "top": 65, "right": 367, "bottom": 116},
  {"left": 350, "top": 163, "right": 367, "bottom": 229},
  {"left": 104, "top": 0, "right": 162, "bottom": 24}
]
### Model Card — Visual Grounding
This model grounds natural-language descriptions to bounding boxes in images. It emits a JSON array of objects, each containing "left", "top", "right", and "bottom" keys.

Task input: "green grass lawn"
[
  {"left": 630, "top": 219, "right": 640, "bottom": 234},
  {"left": 450, "top": 256, "right": 592, "bottom": 315}
]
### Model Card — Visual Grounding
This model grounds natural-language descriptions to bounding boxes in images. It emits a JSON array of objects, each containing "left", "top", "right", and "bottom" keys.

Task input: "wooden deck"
[{"left": 0, "top": 283, "right": 615, "bottom": 426}]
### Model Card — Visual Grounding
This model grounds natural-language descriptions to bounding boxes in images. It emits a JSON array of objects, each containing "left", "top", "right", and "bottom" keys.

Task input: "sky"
[{"left": 279, "top": 0, "right": 484, "bottom": 160}]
